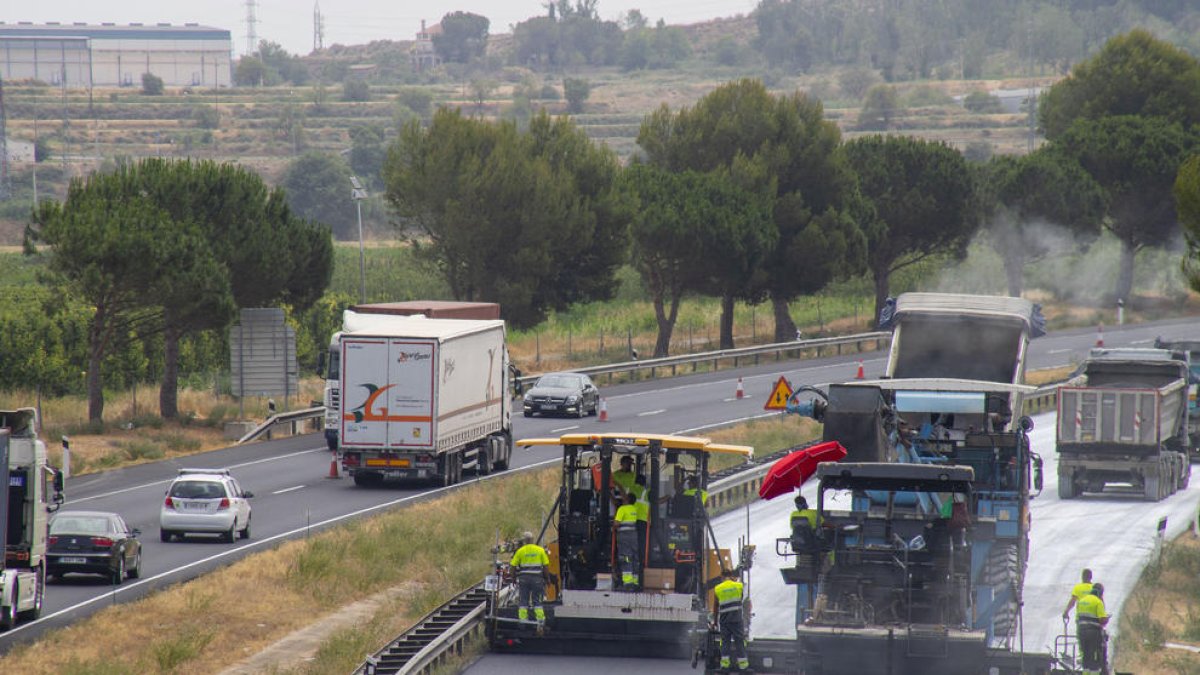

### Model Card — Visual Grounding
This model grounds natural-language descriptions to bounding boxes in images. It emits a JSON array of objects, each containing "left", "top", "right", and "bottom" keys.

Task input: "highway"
[{"left": 1, "top": 316, "right": 1196, "bottom": 655}]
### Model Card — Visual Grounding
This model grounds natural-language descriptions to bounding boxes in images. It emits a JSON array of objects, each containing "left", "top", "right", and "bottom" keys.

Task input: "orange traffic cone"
[
  {"left": 736, "top": 377, "right": 745, "bottom": 399},
  {"left": 1096, "top": 322, "right": 1104, "bottom": 348},
  {"left": 855, "top": 360, "right": 865, "bottom": 380},
  {"left": 598, "top": 398, "right": 609, "bottom": 422},
  {"left": 326, "top": 452, "right": 341, "bottom": 479}
]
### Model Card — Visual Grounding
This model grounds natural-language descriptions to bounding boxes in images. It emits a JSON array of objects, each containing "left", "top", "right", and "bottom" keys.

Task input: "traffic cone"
[
  {"left": 736, "top": 377, "right": 745, "bottom": 399},
  {"left": 855, "top": 360, "right": 865, "bottom": 380},
  {"left": 1096, "top": 322, "right": 1104, "bottom": 348},
  {"left": 598, "top": 398, "right": 609, "bottom": 422},
  {"left": 326, "top": 452, "right": 341, "bottom": 479}
]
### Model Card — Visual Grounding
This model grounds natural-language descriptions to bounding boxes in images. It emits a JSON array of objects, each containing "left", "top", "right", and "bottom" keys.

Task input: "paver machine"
[{"left": 484, "top": 433, "right": 753, "bottom": 659}]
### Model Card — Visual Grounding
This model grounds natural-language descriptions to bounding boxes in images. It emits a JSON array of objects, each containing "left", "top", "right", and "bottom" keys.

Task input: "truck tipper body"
[
  {"left": 1056, "top": 348, "right": 1191, "bottom": 501},
  {"left": 1152, "top": 337, "right": 1200, "bottom": 460},
  {"left": 1, "top": 409, "right": 63, "bottom": 629},
  {"left": 336, "top": 315, "right": 513, "bottom": 486},
  {"left": 322, "top": 301, "right": 502, "bottom": 453}
]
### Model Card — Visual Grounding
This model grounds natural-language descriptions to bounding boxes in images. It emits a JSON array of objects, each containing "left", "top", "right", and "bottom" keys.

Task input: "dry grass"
[
  {"left": 1114, "top": 533, "right": 1200, "bottom": 674},
  {"left": 1026, "top": 366, "right": 1075, "bottom": 387}
]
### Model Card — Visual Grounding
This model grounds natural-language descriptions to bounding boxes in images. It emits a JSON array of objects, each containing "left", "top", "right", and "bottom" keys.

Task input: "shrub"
[
  {"left": 963, "top": 90, "right": 1005, "bottom": 114},
  {"left": 141, "top": 72, "right": 164, "bottom": 96},
  {"left": 191, "top": 105, "right": 220, "bottom": 129},
  {"left": 395, "top": 87, "right": 432, "bottom": 116},
  {"left": 563, "top": 78, "right": 590, "bottom": 114},
  {"left": 343, "top": 80, "right": 370, "bottom": 102}
]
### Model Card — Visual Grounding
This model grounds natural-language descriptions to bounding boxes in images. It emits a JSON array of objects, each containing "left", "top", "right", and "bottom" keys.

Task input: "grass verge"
[{"left": 1114, "top": 533, "right": 1200, "bottom": 675}]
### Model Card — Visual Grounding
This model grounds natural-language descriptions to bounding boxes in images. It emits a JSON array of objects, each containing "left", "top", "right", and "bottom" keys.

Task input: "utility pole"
[
  {"left": 245, "top": 0, "right": 259, "bottom": 56},
  {"left": 0, "top": 75, "right": 11, "bottom": 201},
  {"left": 313, "top": 2, "right": 325, "bottom": 52}
]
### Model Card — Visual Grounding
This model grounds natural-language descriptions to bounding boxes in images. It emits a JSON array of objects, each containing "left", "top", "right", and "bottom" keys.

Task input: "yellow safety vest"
[
  {"left": 613, "top": 469, "right": 636, "bottom": 493},
  {"left": 615, "top": 504, "right": 639, "bottom": 530},
  {"left": 510, "top": 544, "right": 550, "bottom": 575},
  {"left": 683, "top": 488, "right": 709, "bottom": 505},
  {"left": 791, "top": 509, "right": 818, "bottom": 528},
  {"left": 1070, "top": 581, "right": 1093, "bottom": 602},
  {"left": 714, "top": 579, "right": 744, "bottom": 614},
  {"left": 1076, "top": 593, "right": 1107, "bottom": 624},
  {"left": 631, "top": 484, "right": 650, "bottom": 521}
]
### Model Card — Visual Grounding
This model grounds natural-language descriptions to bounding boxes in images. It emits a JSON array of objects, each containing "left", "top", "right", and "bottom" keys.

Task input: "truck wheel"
[
  {"left": 477, "top": 442, "right": 492, "bottom": 477},
  {"left": 18, "top": 566, "right": 43, "bottom": 621},
  {"left": 0, "top": 584, "right": 15, "bottom": 630},
  {"left": 1144, "top": 475, "right": 1161, "bottom": 502},
  {"left": 1057, "top": 473, "right": 1075, "bottom": 500},
  {"left": 493, "top": 435, "right": 512, "bottom": 471}
]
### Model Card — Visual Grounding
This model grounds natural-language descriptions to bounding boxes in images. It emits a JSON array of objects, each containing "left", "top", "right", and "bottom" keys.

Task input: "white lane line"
[
  {"left": 68, "top": 446, "right": 327, "bottom": 504},
  {"left": 1047, "top": 348, "right": 1072, "bottom": 354},
  {"left": 722, "top": 396, "right": 753, "bottom": 402},
  {"left": 637, "top": 409, "right": 665, "bottom": 417},
  {"left": 551, "top": 425, "right": 580, "bottom": 433},
  {"left": 1131, "top": 338, "right": 1153, "bottom": 345},
  {"left": 272, "top": 485, "right": 306, "bottom": 495}
]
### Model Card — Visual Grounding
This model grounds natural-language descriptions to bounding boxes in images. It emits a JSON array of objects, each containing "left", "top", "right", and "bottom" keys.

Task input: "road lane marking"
[
  {"left": 722, "top": 396, "right": 752, "bottom": 402},
  {"left": 551, "top": 425, "right": 580, "bottom": 432},
  {"left": 638, "top": 409, "right": 665, "bottom": 417},
  {"left": 1131, "top": 338, "right": 1153, "bottom": 345},
  {"left": 272, "top": 485, "right": 306, "bottom": 495},
  {"left": 1048, "top": 348, "right": 1071, "bottom": 354}
]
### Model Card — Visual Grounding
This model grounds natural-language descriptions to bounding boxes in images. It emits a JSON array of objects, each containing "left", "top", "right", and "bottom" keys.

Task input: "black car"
[
  {"left": 522, "top": 372, "right": 600, "bottom": 418},
  {"left": 47, "top": 510, "right": 142, "bottom": 584}
]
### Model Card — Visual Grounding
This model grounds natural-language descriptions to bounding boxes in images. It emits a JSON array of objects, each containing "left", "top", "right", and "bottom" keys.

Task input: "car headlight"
[
  {"left": 523, "top": 395, "right": 532, "bottom": 403},
  {"left": 566, "top": 395, "right": 579, "bottom": 404}
]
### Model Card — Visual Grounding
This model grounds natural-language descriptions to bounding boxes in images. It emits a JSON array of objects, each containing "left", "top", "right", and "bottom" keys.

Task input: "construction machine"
[{"left": 484, "top": 433, "right": 753, "bottom": 659}]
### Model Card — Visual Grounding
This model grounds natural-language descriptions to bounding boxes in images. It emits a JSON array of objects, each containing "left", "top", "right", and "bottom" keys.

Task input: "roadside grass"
[
  {"left": 0, "top": 413, "right": 813, "bottom": 674},
  {"left": 1115, "top": 533, "right": 1200, "bottom": 674}
]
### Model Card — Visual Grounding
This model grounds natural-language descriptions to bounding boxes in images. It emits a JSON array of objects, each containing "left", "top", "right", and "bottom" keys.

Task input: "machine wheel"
[
  {"left": 18, "top": 566, "right": 44, "bottom": 621},
  {"left": 1057, "top": 472, "right": 1076, "bottom": 500},
  {"left": 983, "top": 543, "right": 1021, "bottom": 647}
]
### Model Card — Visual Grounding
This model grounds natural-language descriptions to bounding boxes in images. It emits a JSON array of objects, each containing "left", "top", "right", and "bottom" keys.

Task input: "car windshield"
[
  {"left": 170, "top": 480, "right": 227, "bottom": 499},
  {"left": 51, "top": 515, "right": 112, "bottom": 535},
  {"left": 538, "top": 374, "right": 581, "bottom": 389}
]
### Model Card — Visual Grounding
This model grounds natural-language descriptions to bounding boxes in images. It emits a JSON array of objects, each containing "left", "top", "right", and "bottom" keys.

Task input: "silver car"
[{"left": 159, "top": 469, "right": 253, "bottom": 543}]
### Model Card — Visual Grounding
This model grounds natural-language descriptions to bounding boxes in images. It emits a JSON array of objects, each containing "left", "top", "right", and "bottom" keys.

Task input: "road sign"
[{"left": 764, "top": 376, "right": 794, "bottom": 411}]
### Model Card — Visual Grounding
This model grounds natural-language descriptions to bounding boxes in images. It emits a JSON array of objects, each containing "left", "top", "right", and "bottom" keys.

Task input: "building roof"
[{"left": 0, "top": 22, "right": 231, "bottom": 41}]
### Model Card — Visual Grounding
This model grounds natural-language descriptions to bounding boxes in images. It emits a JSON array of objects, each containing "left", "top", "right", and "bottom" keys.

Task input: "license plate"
[
  {"left": 60, "top": 557, "right": 87, "bottom": 564},
  {"left": 186, "top": 503, "right": 208, "bottom": 511},
  {"left": 541, "top": 405, "right": 556, "bottom": 411}
]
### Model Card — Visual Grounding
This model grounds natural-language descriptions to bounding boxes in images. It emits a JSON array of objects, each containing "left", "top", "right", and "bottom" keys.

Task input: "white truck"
[
  {"left": 335, "top": 315, "right": 514, "bottom": 487},
  {"left": 1, "top": 408, "right": 64, "bottom": 629}
]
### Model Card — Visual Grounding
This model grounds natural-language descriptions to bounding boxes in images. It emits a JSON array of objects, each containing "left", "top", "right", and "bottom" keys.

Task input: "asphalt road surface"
[{"left": 2, "top": 316, "right": 1196, "bottom": 655}]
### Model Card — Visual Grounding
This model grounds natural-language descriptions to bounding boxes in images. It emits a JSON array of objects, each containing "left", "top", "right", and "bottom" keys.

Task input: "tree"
[
  {"left": 433, "top": 11, "right": 490, "bottom": 63},
  {"left": 839, "top": 66, "right": 881, "bottom": 101},
  {"left": 343, "top": 80, "right": 370, "bottom": 102},
  {"left": 141, "top": 72, "right": 164, "bottom": 95},
  {"left": 563, "top": 78, "right": 591, "bottom": 114},
  {"left": 1178, "top": 154, "right": 1200, "bottom": 291},
  {"left": 383, "top": 109, "right": 631, "bottom": 328},
  {"left": 1054, "top": 115, "right": 1199, "bottom": 301},
  {"left": 349, "top": 125, "right": 387, "bottom": 188},
  {"left": 282, "top": 151, "right": 357, "bottom": 240},
  {"left": 638, "top": 79, "right": 866, "bottom": 343},
  {"left": 469, "top": 79, "right": 496, "bottom": 113},
  {"left": 234, "top": 56, "right": 278, "bottom": 87},
  {"left": 258, "top": 40, "right": 309, "bottom": 84},
  {"left": 396, "top": 88, "right": 434, "bottom": 118},
  {"left": 623, "top": 164, "right": 775, "bottom": 356},
  {"left": 30, "top": 184, "right": 225, "bottom": 421},
  {"left": 858, "top": 85, "right": 899, "bottom": 131},
  {"left": 843, "top": 135, "right": 977, "bottom": 321},
  {"left": 1039, "top": 29, "right": 1200, "bottom": 140},
  {"left": 963, "top": 91, "right": 1004, "bottom": 114},
  {"left": 981, "top": 148, "right": 1107, "bottom": 296}
]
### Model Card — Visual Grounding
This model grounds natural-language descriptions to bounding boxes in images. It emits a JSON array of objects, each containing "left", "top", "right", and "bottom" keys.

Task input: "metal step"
[{"left": 362, "top": 584, "right": 489, "bottom": 674}]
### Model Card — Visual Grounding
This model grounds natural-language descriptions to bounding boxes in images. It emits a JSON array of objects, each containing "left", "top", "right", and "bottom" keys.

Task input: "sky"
[{"left": 3, "top": 0, "right": 758, "bottom": 57}]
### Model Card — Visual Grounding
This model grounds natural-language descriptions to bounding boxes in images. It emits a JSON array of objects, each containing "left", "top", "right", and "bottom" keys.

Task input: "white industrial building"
[{"left": 0, "top": 22, "right": 233, "bottom": 88}]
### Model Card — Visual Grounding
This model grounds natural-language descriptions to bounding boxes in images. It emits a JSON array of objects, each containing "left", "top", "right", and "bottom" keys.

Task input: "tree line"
[{"left": 9, "top": 30, "right": 1200, "bottom": 423}]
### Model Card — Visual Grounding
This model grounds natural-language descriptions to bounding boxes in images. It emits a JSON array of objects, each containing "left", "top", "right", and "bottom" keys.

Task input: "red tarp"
[{"left": 758, "top": 441, "right": 848, "bottom": 500}]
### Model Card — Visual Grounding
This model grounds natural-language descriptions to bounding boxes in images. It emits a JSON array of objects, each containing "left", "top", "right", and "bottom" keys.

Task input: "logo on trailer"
[
  {"left": 397, "top": 351, "right": 431, "bottom": 363},
  {"left": 347, "top": 383, "right": 394, "bottom": 422}
]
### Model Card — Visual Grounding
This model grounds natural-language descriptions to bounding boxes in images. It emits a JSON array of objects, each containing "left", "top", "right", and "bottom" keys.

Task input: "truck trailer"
[
  {"left": 321, "top": 301, "right": 502, "bottom": 453},
  {"left": 336, "top": 315, "right": 514, "bottom": 486},
  {"left": 1056, "top": 348, "right": 1191, "bottom": 501},
  {"left": 1, "top": 409, "right": 64, "bottom": 629},
  {"left": 1152, "top": 337, "right": 1200, "bottom": 461}
]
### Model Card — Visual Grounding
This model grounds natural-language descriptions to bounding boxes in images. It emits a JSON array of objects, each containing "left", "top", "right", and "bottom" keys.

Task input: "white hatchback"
[{"left": 159, "top": 469, "right": 253, "bottom": 543}]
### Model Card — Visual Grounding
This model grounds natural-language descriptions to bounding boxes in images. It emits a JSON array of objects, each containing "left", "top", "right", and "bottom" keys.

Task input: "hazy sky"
[{"left": 3, "top": 0, "right": 756, "bottom": 57}]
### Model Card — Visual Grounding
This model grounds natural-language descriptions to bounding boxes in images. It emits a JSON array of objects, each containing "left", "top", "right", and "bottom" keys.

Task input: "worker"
[
  {"left": 1062, "top": 568, "right": 1094, "bottom": 621},
  {"left": 1075, "top": 582, "right": 1109, "bottom": 675},
  {"left": 712, "top": 570, "right": 750, "bottom": 672},
  {"left": 790, "top": 495, "right": 817, "bottom": 530},
  {"left": 790, "top": 495, "right": 822, "bottom": 619},
  {"left": 683, "top": 475, "right": 708, "bottom": 507},
  {"left": 510, "top": 531, "right": 551, "bottom": 626},
  {"left": 612, "top": 455, "right": 637, "bottom": 496},
  {"left": 614, "top": 492, "right": 641, "bottom": 590}
]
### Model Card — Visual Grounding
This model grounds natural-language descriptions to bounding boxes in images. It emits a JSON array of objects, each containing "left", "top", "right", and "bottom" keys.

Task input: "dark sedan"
[
  {"left": 47, "top": 510, "right": 142, "bottom": 584},
  {"left": 522, "top": 372, "right": 600, "bottom": 418}
]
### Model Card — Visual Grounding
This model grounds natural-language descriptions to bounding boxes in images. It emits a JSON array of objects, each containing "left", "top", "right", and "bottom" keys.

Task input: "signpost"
[{"left": 764, "top": 376, "right": 794, "bottom": 411}]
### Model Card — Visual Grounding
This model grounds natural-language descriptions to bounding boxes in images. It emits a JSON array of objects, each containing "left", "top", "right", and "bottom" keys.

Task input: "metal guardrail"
[
  {"left": 515, "top": 331, "right": 891, "bottom": 387},
  {"left": 235, "top": 406, "right": 325, "bottom": 444}
]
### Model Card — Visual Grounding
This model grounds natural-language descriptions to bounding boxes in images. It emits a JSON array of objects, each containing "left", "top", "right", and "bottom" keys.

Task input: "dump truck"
[
  {"left": 485, "top": 433, "right": 752, "bottom": 659},
  {"left": 765, "top": 293, "right": 1050, "bottom": 673},
  {"left": 320, "top": 301, "right": 502, "bottom": 453},
  {"left": 335, "top": 314, "right": 514, "bottom": 486},
  {"left": 1, "top": 409, "right": 64, "bottom": 629},
  {"left": 1056, "top": 348, "right": 1191, "bottom": 501},
  {"left": 1152, "top": 337, "right": 1200, "bottom": 461}
]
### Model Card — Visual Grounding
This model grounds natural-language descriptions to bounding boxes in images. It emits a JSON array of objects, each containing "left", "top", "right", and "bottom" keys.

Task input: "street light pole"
[{"left": 350, "top": 176, "right": 368, "bottom": 303}]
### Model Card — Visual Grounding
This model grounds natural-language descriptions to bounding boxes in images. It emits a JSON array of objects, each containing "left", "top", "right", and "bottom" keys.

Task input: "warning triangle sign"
[{"left": 764, "top": 376, "right": 793, "bottom": 411}]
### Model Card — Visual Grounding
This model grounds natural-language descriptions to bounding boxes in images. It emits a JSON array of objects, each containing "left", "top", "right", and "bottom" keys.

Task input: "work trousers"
[
  {"left": 616, "top": 527, "right": 640, "bottom": 587},
  {"left": 516, "top": 573, "right": 545, "bottom": 621},
  {"left": 719, "top": 611, "right": 748, "bottom": 669},
  {"left": 1078, "top": 621, "right": 1106, "bottom": 674}
]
